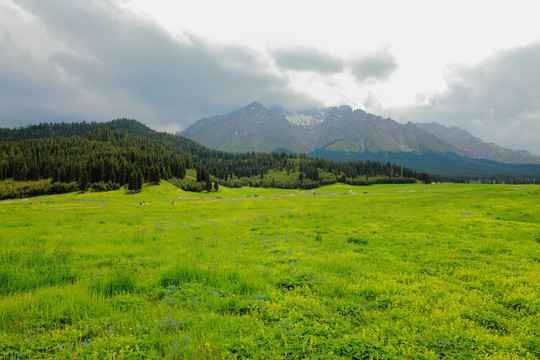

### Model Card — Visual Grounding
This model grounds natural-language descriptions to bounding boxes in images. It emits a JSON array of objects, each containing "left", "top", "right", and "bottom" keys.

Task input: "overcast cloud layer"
[
  {"left": 1, "top": 0, "right": 539, "bottom": 155},
  {"left": 0, "top": 0, "right": 318, "bottom": 131},
  {"left": 387, "top": 42, "right": 540, "bottom": 155},
  {"left": 272, "top": 48, "right": 344, "bottom": 74},
  {"left": 350, "top": 48, "right": 398, "bottom": 83}
]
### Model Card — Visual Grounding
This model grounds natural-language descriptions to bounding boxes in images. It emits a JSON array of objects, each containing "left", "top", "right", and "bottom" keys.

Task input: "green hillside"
[
  {"left": 0, "top": 120, "right": 428, "bottom": 199},
  {"left": 309, "top": 149, "right": 540, "bottom": 181}
]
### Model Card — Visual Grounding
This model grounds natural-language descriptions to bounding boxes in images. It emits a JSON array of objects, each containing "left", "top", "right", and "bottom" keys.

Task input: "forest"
[{"left": 0, "top": 120, "right": 429, "bottom": 199}]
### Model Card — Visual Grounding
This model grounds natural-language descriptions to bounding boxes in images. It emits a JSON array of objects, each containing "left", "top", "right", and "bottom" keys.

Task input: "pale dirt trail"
[{"left": 47, "top": 206, "right": 101, "bottom": 210}]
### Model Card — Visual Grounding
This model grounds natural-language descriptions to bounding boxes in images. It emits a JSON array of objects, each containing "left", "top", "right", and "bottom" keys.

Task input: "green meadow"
[{"left": 0, "top": 182, "right": 538, "bottom": 359}]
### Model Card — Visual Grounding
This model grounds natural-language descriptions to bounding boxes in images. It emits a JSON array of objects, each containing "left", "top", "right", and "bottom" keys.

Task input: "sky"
[{"left": 1, "top": 0, "right": 539, "bottom": 154}]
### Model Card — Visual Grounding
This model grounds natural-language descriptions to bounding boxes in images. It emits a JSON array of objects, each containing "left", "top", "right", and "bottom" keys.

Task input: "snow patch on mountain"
[
  {"left": 284, "top": 113, "right": 324, "bottom": 127},
  {"left": 269, "top": 105, "right": 326, "bottom": 127}
]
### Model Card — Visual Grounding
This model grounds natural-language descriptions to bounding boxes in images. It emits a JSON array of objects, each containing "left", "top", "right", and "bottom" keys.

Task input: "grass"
[{"left": 0, "top": 181, "right": 538, "bottom": 359}]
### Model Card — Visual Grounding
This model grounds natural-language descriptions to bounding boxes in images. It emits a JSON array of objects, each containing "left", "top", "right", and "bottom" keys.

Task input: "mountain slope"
[
  {"left": 180, "top": 103, "right": 540, "bottom": 179},
  {"left": 414, "top": 122, "right": 540, "bottom": 164},
  {"left": 311, "top": 107, "right": 459, "bottom": 154},
  {"left": 309, "top": 148, "right": 540, "bottom": 179},
  {"left": 180, "top": 102, "right": 306, "bottom": 153},
  {"left": 181, "top": 103, "right": 459, "bottom": 155},
  {"left": 1, "top": 119, "right": 436, "bottom": 199}
]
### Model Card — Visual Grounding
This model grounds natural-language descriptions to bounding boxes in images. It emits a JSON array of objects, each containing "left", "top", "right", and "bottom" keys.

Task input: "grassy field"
[{"left": 0, "top": 182, "right": 538, "bottom": 359}]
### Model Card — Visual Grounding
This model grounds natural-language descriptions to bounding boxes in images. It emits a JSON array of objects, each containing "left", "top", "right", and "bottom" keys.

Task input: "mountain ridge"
[
  {"left": 414, "top": 122, "right": 540, "bottom": 164},
  {"left": 180, "top": 102, "right": 540, "bottom": 165},
  {"left": 181, "top": 102, "right": 457, "bottom": 155},
  {"left": 180, "top": 102, "right": 303, "bottom": 153}
]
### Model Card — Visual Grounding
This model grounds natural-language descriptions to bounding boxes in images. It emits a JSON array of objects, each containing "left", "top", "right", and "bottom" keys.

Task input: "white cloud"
[
  {"left": 0, "top": 0, "right": 318, "bottom": 130},
  {"left": 349, "top": 48, "right": 398, "bottom": 83},
  {"left": 386, "top": 42, "right": 540, "bottom": 155},
  {"left": 272, "top": 47, "right": 344, "bottom": 74},
  {"left": 1, "top": 0, "right": 540, "bottom": 154}
]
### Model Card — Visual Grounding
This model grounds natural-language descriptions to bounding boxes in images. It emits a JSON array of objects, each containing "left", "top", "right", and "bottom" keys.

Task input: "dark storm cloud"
[
  {"left": 0, "top": 0, "right": 318, "bottom": 131},
  {"left": 350, "top": 49, "right": 398, "bottom": 83},
  {"left": 390, "top": 41, "right": 540, "bottom": 155},
  {"left": 272, "top": 47, "right": 344, "bottom": 74}
]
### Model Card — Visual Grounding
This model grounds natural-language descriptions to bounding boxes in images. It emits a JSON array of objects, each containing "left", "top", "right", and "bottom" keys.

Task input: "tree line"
[
  {"left": 0, "top": 120, "right": 431, "bottom": 198},
  {"left": 0, "top": 128, "right": 188, "bottom": 191}
]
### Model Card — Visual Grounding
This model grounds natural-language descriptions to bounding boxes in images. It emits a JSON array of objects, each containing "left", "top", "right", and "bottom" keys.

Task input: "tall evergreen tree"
[
  {"left": 196, "top": 165, "right": 202, "bottom": 182},
  {"left": 128, "top": 170, "right": 143, "bottom": 192},
  {"left": 137, "top": 170, "right": 144, "bottom": 190},
  {"left": 79, "top": 171, "right": 89, "bottom": 192},
  {"left": 52, "top": 167, "right": 61, "bottom": 183},
  {"left": 150, "top": 165, "right": 161, "bottom": 184}
]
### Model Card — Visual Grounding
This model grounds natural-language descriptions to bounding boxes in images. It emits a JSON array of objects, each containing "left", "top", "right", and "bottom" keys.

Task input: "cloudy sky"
[{"left": 1, "top": 0, "right": 539, "bottom": 154}]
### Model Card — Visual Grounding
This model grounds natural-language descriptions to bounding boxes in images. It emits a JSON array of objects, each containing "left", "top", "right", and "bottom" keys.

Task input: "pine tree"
[
  {"left": 128, "top": 171, "right": 137, "bottom": 191},
  {"left": 137, "top": 170, "right": 144, "bottom": 190},
  {"left": 52, "top": 167, "right": 61, "bottom": 183},
  {"left": 79, "top": 171, "right": 89, "bottom": 192},
  {"left": 179, "top": 163, "right": 186, "bottom": 179},
  {"left": 128, "top": 170, "right": 143, "bottom": 192},
  {"left": 214, "top": 180, "right": 219, "bottom": 191},
  {"left": 196, "top": 165, "right": 202, "bottom": 182},
  {"left": 150, "top": 165, "right": 160, "bottom": 184}
]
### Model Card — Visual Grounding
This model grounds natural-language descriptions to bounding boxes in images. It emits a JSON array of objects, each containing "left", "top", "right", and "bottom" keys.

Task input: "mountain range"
[
  {"left": 179, "top": 102, "right": 540, "bottom": 178},
  {"left": 413, "top": 122, "right": 540, "bottom": 164}
]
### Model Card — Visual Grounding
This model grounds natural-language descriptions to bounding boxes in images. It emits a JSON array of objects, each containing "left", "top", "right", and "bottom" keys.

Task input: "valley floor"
[{"left": 0, "top": 182, "right": 539, "bottom": 359}]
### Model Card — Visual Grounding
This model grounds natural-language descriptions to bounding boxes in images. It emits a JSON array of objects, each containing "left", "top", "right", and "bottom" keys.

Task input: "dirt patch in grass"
[{"left": 47, "top": 207, "right": 101, "bottom": 210}]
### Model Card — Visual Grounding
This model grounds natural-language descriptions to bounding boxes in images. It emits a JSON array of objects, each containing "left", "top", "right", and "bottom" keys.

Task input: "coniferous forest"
[{"left": 0, "top": 119, "right": 431, "bottom": 199}]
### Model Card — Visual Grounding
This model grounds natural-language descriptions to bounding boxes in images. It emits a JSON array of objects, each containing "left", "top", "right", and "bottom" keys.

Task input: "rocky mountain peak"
[
  {"left": 243, "top": 101, "right": 266, "bottom": 111},
  {"left": 180, "top": 102, "right": 540, "bottom": 165}
]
